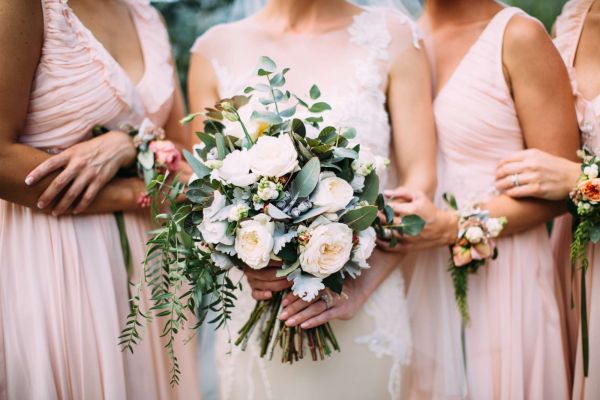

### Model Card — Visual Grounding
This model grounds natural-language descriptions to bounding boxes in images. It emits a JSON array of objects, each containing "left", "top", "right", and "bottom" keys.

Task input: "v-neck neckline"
[
  {"left": 64, "top": 0, "right": 148, "bottom": 89},
  {"left": 433, "top": 8, "right": 510, "bottom": 102},
  {"left": 571, "top": 0, "right": 600, "bottom": 105}
]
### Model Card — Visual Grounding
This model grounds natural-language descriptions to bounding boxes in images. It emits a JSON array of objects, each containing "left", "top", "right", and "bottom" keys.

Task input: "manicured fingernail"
[
  {"left": 286, "top": 318, "right": 296, "bottom": 325},
  {"left": 25, "top": 176, "right": 34, "bottom": 186},
  {"left": 279, "top": 311, "right": 288, "bottom": 320},
  {"left": 301, "top": 323, "right": 309, "bottom": 329},
  {"left": 37, "top": 202, "right": 45, "bottom": 209}
]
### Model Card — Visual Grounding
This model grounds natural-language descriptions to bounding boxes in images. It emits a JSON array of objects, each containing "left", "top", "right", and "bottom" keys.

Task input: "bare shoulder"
[
  {"left": 0, "top": 0, "right": 43, "bottom": 64},
  {"left": 504, "top": 15, "right": 553, "bottom": 56},
  {"left": 192, "top": 18, "right": 250, "bottom": 56}
]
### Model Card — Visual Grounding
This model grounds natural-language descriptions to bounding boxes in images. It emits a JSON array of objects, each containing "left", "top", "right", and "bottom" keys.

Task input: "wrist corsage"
[
  {"left": 130, "top": 119, "right": 182, "bottom": 207},
  {"left": 444, "top": 193, "right": 507, "bottom": 323},
  {"left": 568, "top": 147, "right": 600, "bottom": 377}
]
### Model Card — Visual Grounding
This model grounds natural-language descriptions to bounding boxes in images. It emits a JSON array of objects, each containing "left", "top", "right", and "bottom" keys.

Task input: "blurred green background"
[{"left": 152, "top": 0, "right": 569, "bottom": 89}]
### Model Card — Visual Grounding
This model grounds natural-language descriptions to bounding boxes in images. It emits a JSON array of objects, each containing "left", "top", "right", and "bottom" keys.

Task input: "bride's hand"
[
  {"left": 377, "top": 187, "right": 457, "bottom": 252},
  {"left": 278, "top": 279, "right": 366, "bottom": 329},
  {"left": 25, "top": 131, "right": 136, "bottom": 215},
  {"left": 244, "top": 262, "right": 291, "bottom": 300}
]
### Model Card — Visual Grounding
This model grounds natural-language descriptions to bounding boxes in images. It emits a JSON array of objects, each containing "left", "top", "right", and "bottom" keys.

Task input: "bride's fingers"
[
  {"left": 281, "top": 292, "right": 298, "bottom": 307},
  {"left": 252, "top": 289, "right": 272, "bottom": 301},
  {"left": 25, "top": 153, "right": 69, "bottom": 186},
  {"left": 300, "top": 309, "right": 336, "bottom": 329},
  {"left": 279, "top": 297, "right": 314, "bottom": 320},
  {"left": 284, "top": 300, "right": 327, "bottom": 327},
  {"left": 246, "top": 277, "right": 291, "bottom": 292}
]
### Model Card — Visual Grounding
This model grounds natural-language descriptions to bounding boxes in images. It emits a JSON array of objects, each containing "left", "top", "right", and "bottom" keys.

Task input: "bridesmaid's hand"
[
  {"left": 244, "top": 262, "right": 291, "bottom": 301},
  {"left": 279, "top": 279, "right": 366, "bottom": 329},
  {"left": 377, "top": 187, "right": 457, "bottom": 252},
  {"left": 495, "top": 149, "right": 581, "bottom": 200},
  {"left": 25, "top": 131, "right": 136, "bottom": 215}
]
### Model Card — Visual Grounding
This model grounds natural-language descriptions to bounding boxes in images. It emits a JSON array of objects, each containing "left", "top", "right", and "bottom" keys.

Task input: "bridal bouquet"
[
  {"left": 120, "top": 56, "right": 424, "bottom": 385},
  {"left": 569, "top": 147, "right": 600, "bottom": 377}
]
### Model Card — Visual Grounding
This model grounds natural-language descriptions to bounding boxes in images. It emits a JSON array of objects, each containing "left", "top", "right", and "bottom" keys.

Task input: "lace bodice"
[
  {"left": 192, "top": 6, "right": 419, "bottom": 164},
  {"left": 192, "top": 7, "right": 420, "bottom": 400}
]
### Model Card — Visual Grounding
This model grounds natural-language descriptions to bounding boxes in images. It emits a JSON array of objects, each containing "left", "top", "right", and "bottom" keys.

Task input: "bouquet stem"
[{"left": 235, "top": 289, "right": 340, "bottom": 363}]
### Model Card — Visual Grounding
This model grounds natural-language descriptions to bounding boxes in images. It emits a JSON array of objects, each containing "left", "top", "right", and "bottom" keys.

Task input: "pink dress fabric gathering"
[
  {"left": 553, "top": 0, "right": 600, "bottom": 398},
  {"left": 408, "top": 8, "right": 570, "bottom": 400},
  {"left": 0, "top": 0, "right": 199, "bottom": 398}
]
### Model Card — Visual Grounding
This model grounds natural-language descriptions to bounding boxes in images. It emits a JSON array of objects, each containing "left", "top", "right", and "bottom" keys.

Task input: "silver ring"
[
  {"left": 320, "top": 292, "right": 333, "bottom": 310},
  {"left": 511, "top": 174, "right": 521, "bottom": 187}
]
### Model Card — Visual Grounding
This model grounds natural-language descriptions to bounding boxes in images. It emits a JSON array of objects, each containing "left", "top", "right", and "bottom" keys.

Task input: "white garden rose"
[
  {"left": 311, "top": 177, "right": 354, "bottom": 212},
  {"left": 485, "top": 218, "right": 505, "bottom": 238},
  {"left": 585, "top": 164, "right": 599, "bottom": 179},
  {"left": 352, "top": 227, "right": 376, "bottom": 268},
  {"left": 256, "top": 178, "right": 281, "bottom": 201},
  {"left": 248, "top": 134, "right": 298, "bottom": 178},
  {"left": 211, "top": 150, "right": 257, "bottom": 187},
  {"left": 352, "top": 147, "right": 389, "bottom": 177},
  {"left": 464, "top": 226, "right": 485, "bottom": 244},
  {"left": 199, "top": 192, "right": 234, "bottom": 245},
  {"left": 235, "top": 214, "right": 275, "bottom": 269},
  {"left": 299, "top": 223, "right": 353, "bottom": 278},
  {"left": 228, "top": 203, "right": 250, "bottom": 222}
]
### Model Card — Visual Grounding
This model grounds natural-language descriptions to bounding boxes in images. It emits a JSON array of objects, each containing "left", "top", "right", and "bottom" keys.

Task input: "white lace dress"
[{"left": 191, "top": 8, "right": 419, "bottom": 400}]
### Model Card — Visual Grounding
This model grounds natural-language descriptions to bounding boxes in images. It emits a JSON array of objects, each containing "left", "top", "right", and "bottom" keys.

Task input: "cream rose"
[
  {"left": 352, "top": 227, "right": 376, "bottom": 268},
  {"left": 199, "top": 192, "right": 234, "bottom": 245},
  {"left": 248, "top": 134, "right": 298, "bottom": 178},
  {"left": 212, "top": 150, "right": 257, "bottom": 187},
  {"left": 299, "top": 223, "right": 353, "bottom": 278},
  {"left": 235, "top": 214, "right": 275, "bottom": 269},
  {"left": 311, "top": 177, "right": 354, "bottom": 212}
]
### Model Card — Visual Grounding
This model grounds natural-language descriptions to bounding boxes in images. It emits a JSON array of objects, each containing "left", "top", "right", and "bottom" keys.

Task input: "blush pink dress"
[
  {"left": 0, "top": 0, "right": 199, "bottom": 398},
  {"left": 554, "top": 1, "right": 600, "bottom": 398},
  {"left": 407, "top": 8, "right": 569, "bottom": 400}
]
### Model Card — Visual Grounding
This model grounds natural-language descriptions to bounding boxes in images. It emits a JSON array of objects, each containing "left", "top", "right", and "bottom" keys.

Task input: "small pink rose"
[
  {"left": 452, "top": 245, "right": 472, "bottom": 267},
  {"left": 471, "top": 241, "right": 492, "bottom": 260},
  {"left": 150, "top": 140, "right": 181, "bottom": 171}
]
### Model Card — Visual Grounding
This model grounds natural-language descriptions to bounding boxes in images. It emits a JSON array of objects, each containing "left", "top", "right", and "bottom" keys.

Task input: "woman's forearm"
[
  {"left": 0, "top": 142, "right": 143, "bottom": 214},
  {"left": 354, "top": 250, "right": 406, "bottom": 302},
  {"left": 482, "top": 194, "right": 565, "bottom": 236}
]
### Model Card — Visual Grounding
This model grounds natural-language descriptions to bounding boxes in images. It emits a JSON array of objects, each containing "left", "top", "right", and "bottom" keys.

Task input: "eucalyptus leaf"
[
  {"left": 258, "top": 56, "right": 276, "bottom": 74},
  {"left": 270, "top": 73, "right": 286, "bottom": 87},
  {"left": 251, "top": 110, "right": 283, "bottom": 125},
  {"left": 400, "top": 214, "right": 426, "bottom": 237},
  {"left": 183, "top": 149, "right": 210, "bottom": 180},
  {"left": 359, "top": 172, "right": 379, "bottom": 204},
  {"left": 340, "top": 206, "right": 378, "bottom": 231},
  {"left": 215, "top": 132, "right": 227, "bottom": 160},
  {"left": 196, "top": 132, "right": 216, "bottom": 148},
  {"left": 341, "top": 127, "right": 357, "bottom": 139},
  {"left": 309, "top": 102, "right": 332, "bottom": 113},
  {"left": 254, "top": 83, "right": 270, "bottom": 92},
  {"left": 332, "top": 147, "right": 359, "bottom": 160},
  {"left": 290, "top": 157, "right": 321, "bottom": 198},
  {"left": 309, "top": 84, "right": 321, "bottom": 100},
  {"left": 279, "top": 105, "right": 297, "bottom": 118},
  {"left": 291, "top": 119, "right": 306, "bottom": 137},
  {"left": 443, "top": 192, "right": 458, "bottom": 211}
]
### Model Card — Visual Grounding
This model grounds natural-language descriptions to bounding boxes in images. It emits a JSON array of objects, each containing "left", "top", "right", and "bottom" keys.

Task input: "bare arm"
[
  {"left": 481, "top": 16, "right": 579, "bottom": 234},
  {"left": 388, "top": 40, "right": 437, "bottom": 197},
  {"left": 188, "top": 52, "right": 220, "bottom": 146}
]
